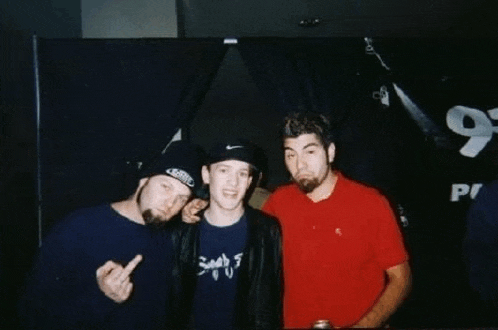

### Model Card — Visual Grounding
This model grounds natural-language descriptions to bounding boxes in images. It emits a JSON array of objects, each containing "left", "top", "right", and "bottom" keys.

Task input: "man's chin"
[
  {"left": 142, "top": 210, "right": 170, "bottom": 228},
  {"left": 297, "top": 179, "right": 319, "bottom": 193}
]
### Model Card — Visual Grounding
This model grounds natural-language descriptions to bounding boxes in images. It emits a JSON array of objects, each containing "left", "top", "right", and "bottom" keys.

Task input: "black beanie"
[{"left": 140, "top": 141, "right": 205, "bottom": 193}]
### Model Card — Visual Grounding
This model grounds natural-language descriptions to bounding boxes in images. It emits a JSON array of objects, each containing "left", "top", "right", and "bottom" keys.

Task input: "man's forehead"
[
  {"left": 284, "top": 133, "right": 322, "bottom": 148},
  {"left": 211, "top": 159, "right": 251, "bottom": 170},
  {"left": 152, "top": 174, "right": 191, "bottom": 193}
]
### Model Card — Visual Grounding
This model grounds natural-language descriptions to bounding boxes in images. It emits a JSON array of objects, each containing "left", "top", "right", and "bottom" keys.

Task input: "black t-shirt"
[{"left": 193, "top": 213, "right": 248, "bottom": 330}]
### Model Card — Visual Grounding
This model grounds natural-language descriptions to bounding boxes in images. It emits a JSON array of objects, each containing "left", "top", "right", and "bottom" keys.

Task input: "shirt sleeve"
[{"left": 373, "top": 195, "right": 409, "bottom": 270}]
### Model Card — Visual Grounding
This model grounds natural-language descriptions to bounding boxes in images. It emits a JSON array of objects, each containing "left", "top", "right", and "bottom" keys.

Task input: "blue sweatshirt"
[
  {"left": 464, "top": 180, "right": 498, "bottom": 304},
  {"left": 19, "top": 204, "right": 173, "bottom": 329}
]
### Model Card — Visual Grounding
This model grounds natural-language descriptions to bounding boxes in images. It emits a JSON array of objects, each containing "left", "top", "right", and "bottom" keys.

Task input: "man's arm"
[{"left": 352, "top": 261, "right": 412, "bottom": 328}]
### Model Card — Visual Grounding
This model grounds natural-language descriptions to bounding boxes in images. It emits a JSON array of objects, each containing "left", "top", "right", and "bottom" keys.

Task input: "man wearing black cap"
[
  {"left": 169, "top": 139, "right": 283, "bottom": 330},
  {"left": 19, "top": 141, "right": 204, "bottom": 330}
]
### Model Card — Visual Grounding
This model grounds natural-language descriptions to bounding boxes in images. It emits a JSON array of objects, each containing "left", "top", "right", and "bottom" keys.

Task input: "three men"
[
  {"left": 169, "top": 139, "right": 283, "bottom": 330},
  {"left": 21, "top": 109, "right": 410, "bottom": 329},
  {"left": 263, "top": 111, "right": 411, "bottom": 328},
  {"left": 19, "top": 141, "right": 204, "bottom": 329}
]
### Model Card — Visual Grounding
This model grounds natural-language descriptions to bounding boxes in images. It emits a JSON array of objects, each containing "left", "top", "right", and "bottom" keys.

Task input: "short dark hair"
[{"left": 281, "top": 111, "right": 335, "bottom": 147}]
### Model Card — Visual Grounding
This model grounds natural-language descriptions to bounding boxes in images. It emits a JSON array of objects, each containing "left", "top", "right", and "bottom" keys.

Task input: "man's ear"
[
  {"left": 246, "top": 176, "right": 253, "bottom": 190},
  {"left": 201, "top": 165, "right": 210, "bottom": 185},
  {"left": 138, "top": 177, "right": 149, "bottom": 189},
  {"left": 132, "top": 177, "right": 149, "bottom": 198},
  {"left": 327, "top": 143, "right": 336, "bottom": 163}
]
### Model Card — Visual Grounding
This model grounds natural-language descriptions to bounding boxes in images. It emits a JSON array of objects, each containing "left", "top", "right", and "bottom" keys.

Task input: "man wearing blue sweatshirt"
[{"left": 19, "top": 141, "right": 204, "bottom": 330}]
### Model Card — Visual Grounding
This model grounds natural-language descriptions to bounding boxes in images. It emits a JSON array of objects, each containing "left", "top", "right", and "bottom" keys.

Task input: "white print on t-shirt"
[{"left": 197, "top": 253, "right": 243, "bottom": 281}]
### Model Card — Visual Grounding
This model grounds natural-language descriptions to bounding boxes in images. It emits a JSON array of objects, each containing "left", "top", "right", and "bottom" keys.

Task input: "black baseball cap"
[{"left": 206, "top": 138, "right": 260, "bottom": 170}]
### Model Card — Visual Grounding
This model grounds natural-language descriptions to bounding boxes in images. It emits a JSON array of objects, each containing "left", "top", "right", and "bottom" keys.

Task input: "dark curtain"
[
  {"left": 374, "top": 38, "right": 498, "bottom": 327},
  {"left": 374, "top": 38, "right": 498, "bottom": 165},
  {"left": 237, "top": 38, "right": 410, "bottom": 199},
  {"left": 37, "top": 38, "right": 227, "bottom": 236},
  {"left": 237, "top": 38, "right": 382, "bottom": 117}
]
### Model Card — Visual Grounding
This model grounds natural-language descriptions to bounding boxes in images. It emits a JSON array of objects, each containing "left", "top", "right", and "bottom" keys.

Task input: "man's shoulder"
[
  {"left": 246, "top": 207, "right": 281, "bottom": 231},
  {"left": 167, "top": 219, "right": 198, "bottom": 242},
  {"left": 65, "top": 204, "right": 111, "bottom": 219},
  {"left": 339, "top": 174, "right": 386, "bottom": 200},
  {"left": 74, "top": 203, "right": 114, "bottom": 223},
  {"left": 266, "top": 183, "right": 301, "bottom": 204},
  {"left": 54, "top": 203, "right": 105, "bottom": 224},
  {"left": 245, "top": 208, "right": 282, "bottom": 246},
  {"left": 39, "top": 204, "right": 112, "bottom": 249},
  {"left": 48, "top": 204, "right": 111, "bottom": 234},
  {"left": 271, "top": 182, "right": 298, "bottom": 195},
  {"left": 247, "top": 206, "right": 277, "bottom": 221}
]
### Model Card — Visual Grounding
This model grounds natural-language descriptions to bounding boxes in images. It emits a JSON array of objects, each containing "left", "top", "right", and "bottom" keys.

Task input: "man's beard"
[
  {"left": 296, "top": 178, "right": 321, "bottom": 193},
  {"left": 142, "top": 209, "right": 168, "bottom": 229},
  {"left": 295, "top": 167, "right": 330, "bottom": 194}
]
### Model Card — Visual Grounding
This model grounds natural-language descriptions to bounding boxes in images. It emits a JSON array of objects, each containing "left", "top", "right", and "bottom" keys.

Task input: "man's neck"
[
  {"left": 111, "top": 199, "right": 144, "bottom": 225},
  {"left": 306, "top": 169, "right": 338, "bottom": 203},
  {"left": 204, "top": 204, "right": 245, "bottom": 227}
]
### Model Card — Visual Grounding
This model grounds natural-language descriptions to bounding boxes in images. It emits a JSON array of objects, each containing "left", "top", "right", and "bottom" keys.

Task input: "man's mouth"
[
  {"left": 297, "top": 173, "right": 313, "bottom": 180},
  {"left": 222, "top": 189, "right": 238, "bottom": 198}
]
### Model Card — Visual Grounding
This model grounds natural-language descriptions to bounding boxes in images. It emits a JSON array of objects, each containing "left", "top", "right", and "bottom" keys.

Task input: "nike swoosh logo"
[{"left": 226, "top": 145, "right": 243, "bottom": 150}]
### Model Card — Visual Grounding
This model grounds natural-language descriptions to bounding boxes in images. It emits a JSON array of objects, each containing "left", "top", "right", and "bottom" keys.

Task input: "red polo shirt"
[{"left": 263, "top": 173, "right": 408, "bottom": 328}]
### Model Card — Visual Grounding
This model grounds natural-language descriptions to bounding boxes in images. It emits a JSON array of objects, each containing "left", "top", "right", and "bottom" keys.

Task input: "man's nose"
[
  {"left": 227, "top": 172, "right": 239, "bottom": 186},
  {"left": 296, "top": 156, "right": 307, "bottom": 171}
]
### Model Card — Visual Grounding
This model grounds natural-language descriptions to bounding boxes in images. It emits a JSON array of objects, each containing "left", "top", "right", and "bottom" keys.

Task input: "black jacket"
[{"left": 168, "top": 207, "right": 283, "bottom": 330}]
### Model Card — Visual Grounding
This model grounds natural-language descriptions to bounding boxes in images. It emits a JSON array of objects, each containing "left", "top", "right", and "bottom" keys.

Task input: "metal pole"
[{"left": 33, "top": 34, "right": 43, "bottom": 247}]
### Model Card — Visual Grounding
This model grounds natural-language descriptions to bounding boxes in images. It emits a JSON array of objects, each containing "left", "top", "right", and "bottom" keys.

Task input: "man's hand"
[
  {"left": 182, "top": 198, "right": 209, "bottom": 224},
  {"left": 96, "top": 254, "right": 143, "bottom": 303}
]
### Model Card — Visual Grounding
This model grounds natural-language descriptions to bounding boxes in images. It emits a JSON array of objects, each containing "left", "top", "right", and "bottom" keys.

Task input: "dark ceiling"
[{"left": 178, "top": 0, "right": 498, "bottom": 38}]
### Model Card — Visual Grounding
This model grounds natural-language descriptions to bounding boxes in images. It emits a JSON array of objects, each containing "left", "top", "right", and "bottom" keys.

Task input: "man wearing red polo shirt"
[{"left": 263, "top": 111, "right": 411, "bottom": 328}]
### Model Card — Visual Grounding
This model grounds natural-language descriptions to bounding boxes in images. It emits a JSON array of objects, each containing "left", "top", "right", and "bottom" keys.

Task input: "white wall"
[{"left": 82, "top": 0, "right": 177, "bottom": 38}]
